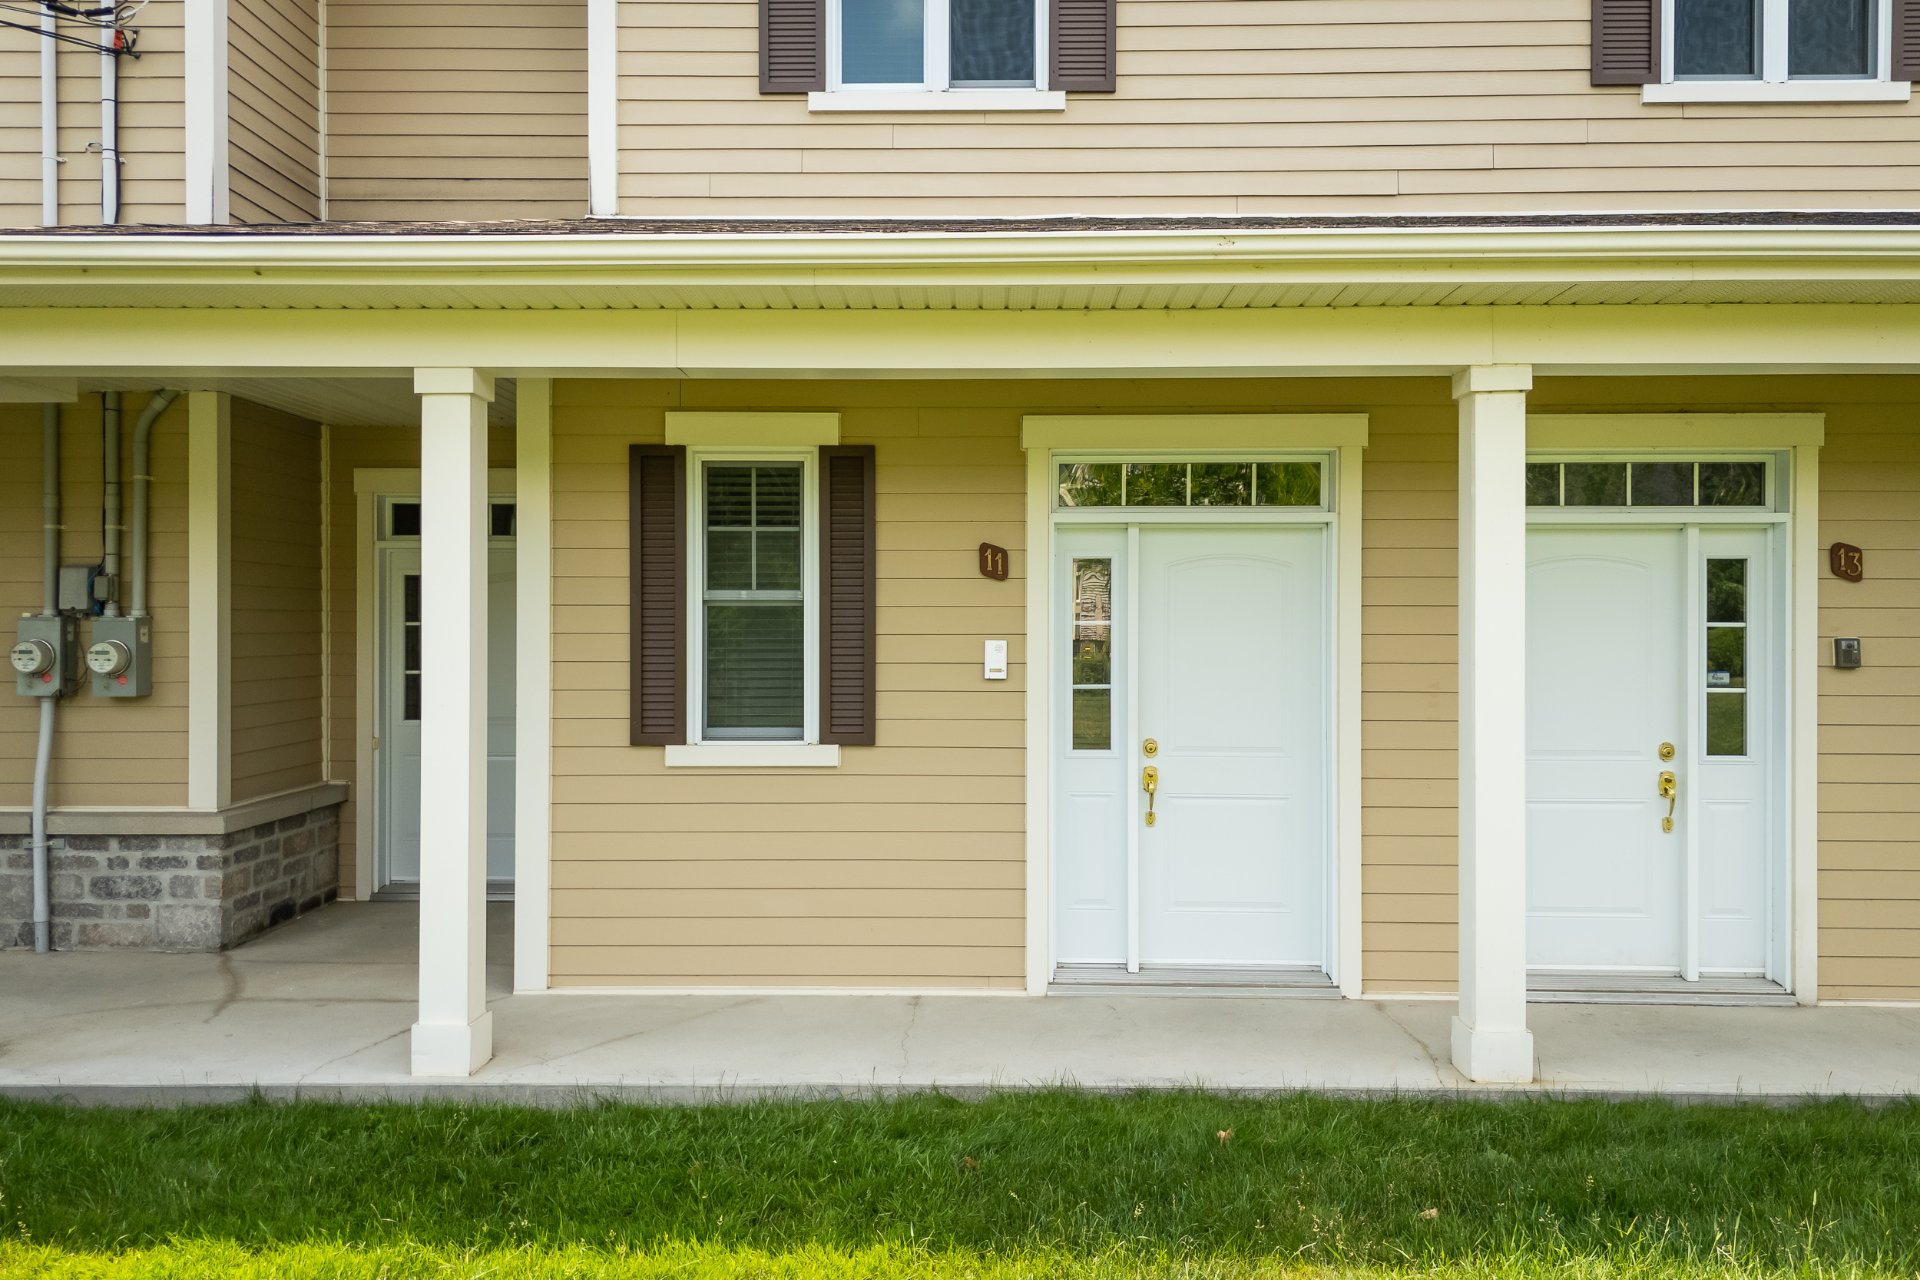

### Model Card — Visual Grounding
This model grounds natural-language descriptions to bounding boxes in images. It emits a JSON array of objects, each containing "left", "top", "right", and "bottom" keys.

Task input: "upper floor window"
[
  {"left": 1640, "top": 0, "right": 1909, "bottom": 100},
  {"left": 836, "top": 0, "right": 1042, "bottom": 90}
]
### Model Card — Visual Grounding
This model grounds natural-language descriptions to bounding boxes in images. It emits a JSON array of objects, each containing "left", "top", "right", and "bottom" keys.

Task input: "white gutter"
[{"left": 39, "top": 3, "right": 57, "bottom": 225}]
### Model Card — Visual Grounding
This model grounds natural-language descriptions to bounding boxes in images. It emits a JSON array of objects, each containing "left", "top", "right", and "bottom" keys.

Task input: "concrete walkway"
[{"left": 4, "top": 902, "right": 1919, "bottom": 1104}]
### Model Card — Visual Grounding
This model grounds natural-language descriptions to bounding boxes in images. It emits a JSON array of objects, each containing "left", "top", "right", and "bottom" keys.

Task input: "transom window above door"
[
  {"left": 1056, "top": 458, "right": 1326, "bottom": 511},
  {"left": 838, "top": 0, "right": 1041, "bottom": 90},
  {"left": 1525, "top": 458, "right": 1776, "bottom": 510}
]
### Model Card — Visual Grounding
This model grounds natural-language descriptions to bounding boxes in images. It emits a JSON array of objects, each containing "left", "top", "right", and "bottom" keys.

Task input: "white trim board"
[
  {"left": 183, "top": 0, "right": 230, "bottom": 225},
  {"left": 1020, "top": 415, "right": 1367, "bottom": 998},
  {"left": 351, "top": 466, "right": 518, "bottom": 903},
  {"left": 514, "top": 380, "right": 554, "bottom": 994},
  {"left": 586, "top": 0, "right": 618, "bottom": 217}
]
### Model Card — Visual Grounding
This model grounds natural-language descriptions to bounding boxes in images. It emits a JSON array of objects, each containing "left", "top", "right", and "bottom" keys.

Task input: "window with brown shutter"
[
  {"left": 1602, "top": 0, "right": 1920, "bottom": 88},
  {"left": 760, "top": 0, "right": 1114, "bottom": 94},
  {"left": 761, "top": 0, "right": 826, "bottom": 93},
  {"left": 629, "top": 445, "right": 687, "bottom": 746},
  {"left": 1051, "top": 0, "right": 1117, "bottom": 92},
  {"left": 819, "top": 446, "right": 876, "bottom": 746}
]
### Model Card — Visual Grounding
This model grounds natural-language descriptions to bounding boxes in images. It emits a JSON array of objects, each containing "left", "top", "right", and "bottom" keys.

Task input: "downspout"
[
  {"left": 99, "top": 26, "right": 119, "bottom": 224},
  {"left": 39, "top": 1, "right": 57, "bottom": 225},
  {"left": 130, "top": 389, "right": 178, "bottom": 618},
  {"left": 31, "top": 404, "right": 61, "bottom": 953},
  {"left": 102, "top": 391, "right": 121, "bottom": 614}
]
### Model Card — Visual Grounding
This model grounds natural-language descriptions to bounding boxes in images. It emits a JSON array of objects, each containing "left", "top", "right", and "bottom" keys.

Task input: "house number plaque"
[
  {"left": 978, "top": 542, "right": 1010, "bottom": 581},
  {"left": 1830, "top": 543, "right": 1865, "bottom": 583}
]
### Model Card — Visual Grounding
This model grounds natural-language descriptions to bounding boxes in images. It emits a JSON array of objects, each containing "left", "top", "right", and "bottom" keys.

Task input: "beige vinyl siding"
[
  {"left": 323, "top": 421, "right": 514, "bottom": 895},
  {"left": 0, "top": 25, "right": 41, "bottom": 227},
  {"left": 1359, "top": 384, "right": 1460, "bottom": 993},
  {"left": 230, "top": 399, "right": 324, "bottom": 801},
  {"left": 617, "top": 0, "right": 1920, "bottom": 216},
  {"left": 0, "top": 395, "right": 188, "bottom": 808},
  {"left": 229, "top": 0, "right": 320, "bottom": 223},
  {"left": 325, "top": 0, "right": 588, "bottom": 222}
]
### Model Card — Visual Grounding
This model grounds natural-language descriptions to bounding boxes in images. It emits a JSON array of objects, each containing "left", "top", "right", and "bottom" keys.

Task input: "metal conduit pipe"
[
  {"left": 99, "top": 31, "right": 118, "bottom": 225},
  {"left": 32, "top": 403, "right": 61, "bottom": 954},
  {"left": 129, "top": 389, "right": 177, "bottom": 618},
  {"left": 39, "top": 2, "right": 57, "bottom": 226},
  {"left": 102, "top": 391, "right": 121, "bottom": 615}
]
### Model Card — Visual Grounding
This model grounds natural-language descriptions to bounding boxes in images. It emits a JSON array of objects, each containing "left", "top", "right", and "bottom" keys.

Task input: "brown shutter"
[
  {"left": 818, "top": 445, "right": 876, "bottom": 747},
  {"left": 1897, "top": 0, "right": 1920, "bottom": 80},
  {"left": 762, "top": 0, "right": 826, "bottom": 92},
  {"left": 1591, "top": 0, "right": 1660, "bottom": 85},
  {"left": 1051, "top": 0, "right": 1116, "bottom": 92},
  {"left": 629, "top": 444, "right": 686, "bottom": 746}
]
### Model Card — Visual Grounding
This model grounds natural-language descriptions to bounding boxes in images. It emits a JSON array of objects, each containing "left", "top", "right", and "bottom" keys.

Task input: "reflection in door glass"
[
  {"left": 402, "top": 573, "right": 423, "bottom": 722},
  {"left": 1699, "top": 461, "right": 1767, "bottom": 507},
  {"left": 1563, "top": 462, "right": 1628, "bottom": 506},
  {"left": 1706, "top": 559, "right": 1747, "bottom": 756},
  {"left": 1525, "top": 463, "right": 1561, "bottom": 507},
  {"left": 1070, "top": 559, "right": 1113, "bottom": 751},
  {"left": 1057, "top": 463, "right": 1122, "bottom": 507},
  {"left": 1632, "top": 461, "right": 1695, "bottom": 506},
  {"left": 1124, "top": 463, "right": 1188, "bottom": 506}
]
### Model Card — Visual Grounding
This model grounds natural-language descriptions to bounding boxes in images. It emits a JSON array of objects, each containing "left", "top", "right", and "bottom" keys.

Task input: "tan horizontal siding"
[
  {"left": 228, "top": 0, "right": 320, "bottom": 223},
  {"left": 0, "top": 395, "right": 188, "bottom": 807},
  {"left": 616, "top": 0, "right": 1920, "bottom": 216},
  {"left": 325, "top": 0, "right": 588, "bottom": 222},
  {"left": 229, "top": 398, "right": 324, "bottom": 801}
]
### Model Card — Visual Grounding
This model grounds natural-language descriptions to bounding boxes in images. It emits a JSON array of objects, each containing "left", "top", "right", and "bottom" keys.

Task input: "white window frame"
[
  {"left": 1646, "top": 0, "right": 1908, "bottom": 102},
  {"left": 671, "top": 447, "right": 839, "bottom": 768},
  {"left": 811, "top": 0, "right": 1066, "bottom": 112}
]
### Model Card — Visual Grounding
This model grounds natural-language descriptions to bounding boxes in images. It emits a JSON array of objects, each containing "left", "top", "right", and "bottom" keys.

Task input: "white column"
[
  {"left": 183, "top": 0, "right": 230, "bottom": 225},
  {"left": 187, "top": 392, "right": 231, "bottom": 810},
  {"left": 1450, "top": 365, "right": 1536, "bottom": 1084},
  {"left": 587, "top": 0, "right": 618, "bottom": 216},
  {"left": 513, "top": 379, "right": 553, "bottom": 993},
  {"left": 410, "top": 367, "right": 496, "bottom": 1077}
]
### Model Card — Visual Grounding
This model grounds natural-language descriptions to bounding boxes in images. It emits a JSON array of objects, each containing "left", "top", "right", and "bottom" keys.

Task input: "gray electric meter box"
[
  {"left": 12, "top": 614, "right": 79, "bottom": 698},
  {"left": 88, "top": 615, "right": 152, "bottom": 698}
]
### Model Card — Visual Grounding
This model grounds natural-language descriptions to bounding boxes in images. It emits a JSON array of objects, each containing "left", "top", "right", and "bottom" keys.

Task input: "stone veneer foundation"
[{"left": 0, "top": 788, "right": 344, "bottom": 952}]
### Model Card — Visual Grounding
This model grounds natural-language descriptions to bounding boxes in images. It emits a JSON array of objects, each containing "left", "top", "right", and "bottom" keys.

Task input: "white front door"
[
  {"left": 1526, "top": 525, "right": 1780, "bottom": 979},
  {"left": 377, "top": 542, "right": 517, "bottom": 890},
  {"left": 1054, "top": 524, "right": 1330, "bottom": 973}
]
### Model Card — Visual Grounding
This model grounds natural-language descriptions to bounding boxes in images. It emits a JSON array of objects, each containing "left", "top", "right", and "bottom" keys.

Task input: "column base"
[
  {"left": 1450, "top": 1015, "right": 1535, "bottom": 1084},
  {"left": 410, "top": 1011, "right": 494, "bottom": 1077}
]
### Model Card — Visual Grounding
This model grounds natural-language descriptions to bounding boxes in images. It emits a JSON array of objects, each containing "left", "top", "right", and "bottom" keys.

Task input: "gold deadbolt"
[
  {"left": 1658, "top": 741, "right": 1676, "bottom": 762},
  {"left": 1142, "top": 738, "right": 1158, "bottom": 758}
]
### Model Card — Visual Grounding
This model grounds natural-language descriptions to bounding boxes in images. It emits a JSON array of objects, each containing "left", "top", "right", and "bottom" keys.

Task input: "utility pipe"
[
  {"left": 102, "top": 391, "right": 121, "bottom": 614},
  {"left": 99, "top": 28, "right": 118, "bottom": 225},
  {"left": 129, "top": 388, "right": 177, "bottom": 617},
  {"left": 31, "top": 403, "right": 61, "bottom": 954},
  {"left": 39, "top": 1, "right": 57, "bottom": 225}
]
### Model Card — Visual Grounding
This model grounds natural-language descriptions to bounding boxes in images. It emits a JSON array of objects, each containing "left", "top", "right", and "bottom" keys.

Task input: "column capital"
[
  {"left": 414, "top": 367, "right": 497, "bottom": 401},
  {"left": 1451, "top": 364, "right": 1534, "bottom": 399}
]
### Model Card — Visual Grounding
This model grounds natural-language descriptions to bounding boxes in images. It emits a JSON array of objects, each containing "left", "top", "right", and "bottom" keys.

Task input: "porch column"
[
  {"left": 410, "top": 367, "right": 496, "bottom": 1077},
  {"left": 1450, "top": 365, "right": 1536, "bottom": 1084}
]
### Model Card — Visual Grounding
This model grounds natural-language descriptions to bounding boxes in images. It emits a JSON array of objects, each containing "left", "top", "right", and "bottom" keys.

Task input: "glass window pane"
[
  {"left": 1255, "top": 462, "right": 1322, "bottom": 507},
  {"left": 706, "top": 465, "right": 754, "bottom": 527},
  {"left": 755, "top": 465, "right": 803, "bottom": 529},
  {"left": 403, "top": 573, "right": 421, "bottom": 624},
  {"left": 1707, "top": 692, "right": 1747, "bottom": 757},
  {"left": 1675, "top": 0, "right": 1761, "bottom": 76},
  {"left": 1526, "top": 463, "right": 1561, "bottom": 507},
  {"left": 404, "top": 674, "right": 421, "bottom": 722},
  {"left": 489, "top": 503, "right": 517, "bottom": 538},
  {"left": 1125, "top": 463, "right": 1188, "bottom": 506},
  {"left": 390, "top": 502, "right": 421, "bottom": 538},
  {"left": 1058, "top": 463, "right": 1121, "bottom": 508},
  {"left": 403, "top": 624, "right": 421, "bottom": 672},
  {"left": 1073, "top": 559, "right": 1112, "bottom": 622},
  {"left": 842, "top": 0, "right": 925, "bottom": 84},
  {"left": 1072, "top": 688, "right": 1111, "bottom": 751},
  {"left": 707, "top": 529, "right": 754, "bottom": 590},
  {"left": 1191, "top": 463, "right": 1253, "bottom": 507},
  {"left": 705, "top": 603, "right": 804, "bottom": 737},
  {"left": 1708, "top": 559, "right": 1747, "bottom": 624},
  {"left": 1790, "top": 0, "right": 1875, "bottom": 76},
  {"left": 1563, "top": 463, "right": 1628, "bottom": 506},
  {"left": 951, "top": 0, "right": 1034, "bottom": 85},
  {"left": 1707, "top": 626, "right": 1747, "bottom": 688},
  {"left": 1071, "top": 626, "right": 1110, "bottom": 685},
  {"left": 1699, "top": 461, "right": 1768, "bottom": 507},
  {"left": 756, "top": 529, "right": 802, "bottom": 591},
  {"left": 1632, "top": 461, "right": 1695, "bottom": 507}
]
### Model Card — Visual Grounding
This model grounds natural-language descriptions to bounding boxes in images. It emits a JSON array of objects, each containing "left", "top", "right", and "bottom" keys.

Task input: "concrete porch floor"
[{"left": 4, "top": 902, "right": 1920, "bottom": 1104}]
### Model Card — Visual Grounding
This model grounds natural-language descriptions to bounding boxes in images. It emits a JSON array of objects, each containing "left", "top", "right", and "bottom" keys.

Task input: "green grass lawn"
[{"left": 3, "top": 1091, "right": 1918, "bottom": 1278}]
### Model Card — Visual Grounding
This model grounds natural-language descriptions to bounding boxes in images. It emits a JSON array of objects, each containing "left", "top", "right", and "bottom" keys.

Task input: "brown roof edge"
[{"left": 6, "top": 212, "right": 1920, "bottom": 238}]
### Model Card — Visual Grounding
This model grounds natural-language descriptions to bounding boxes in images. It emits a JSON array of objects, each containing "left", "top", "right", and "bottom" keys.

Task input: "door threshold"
[
  {"left": 370, "top": 879, "right": 516, "bottom": 904},
  {"left": 1050, "top": 964, "right": 1340, "bottom": 998},
  {"left": 1529, "top": 973, "right": 1794, "bottom": 1006}
]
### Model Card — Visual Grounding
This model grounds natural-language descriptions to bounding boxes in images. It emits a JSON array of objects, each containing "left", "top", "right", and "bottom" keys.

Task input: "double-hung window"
[
  {"left": 836, "top": 0, "right": 1044, "bottom": 90},
  {"left": 1646, "top": 0, "right": 1906, "bottom": 100}
]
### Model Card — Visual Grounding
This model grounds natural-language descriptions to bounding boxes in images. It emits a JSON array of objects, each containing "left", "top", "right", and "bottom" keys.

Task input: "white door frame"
[
  {"left": 1021, "top": 416, "right": 1368, "bottom": 997},
  {"left": 1527, "top": 415, "right": 1824, "bottom": 1001},
  {"left": 352, "top": 467, "right": 518, "bottom": 901}
]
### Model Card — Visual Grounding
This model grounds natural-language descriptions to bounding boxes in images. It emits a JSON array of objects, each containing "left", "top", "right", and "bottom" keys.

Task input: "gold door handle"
[
  {"left": 1142, "top": 765, "right": 1158, "bottom": 827},
  {"left": 1659, "top": 770, "right": 1677, "bottom": 833}
]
